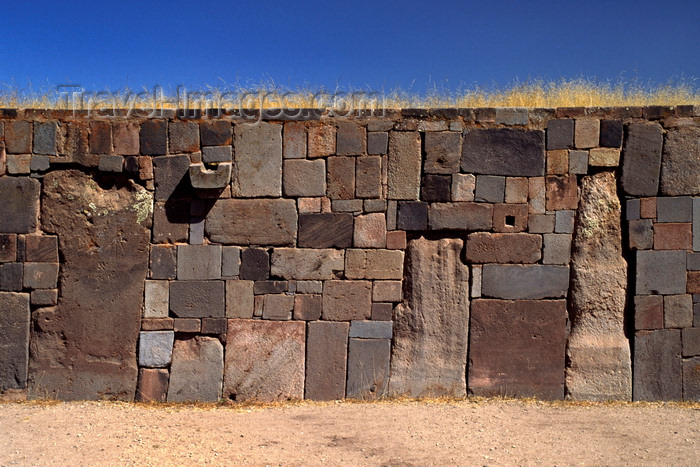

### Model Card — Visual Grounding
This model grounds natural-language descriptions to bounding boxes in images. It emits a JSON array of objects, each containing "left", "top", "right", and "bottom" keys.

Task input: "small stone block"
[
  {"left": 373, "top": 280, "right": 402, "bottom": 302},
  {"left": 293, "top": 294, "right": 322, "bottom": 320},
  {"left": 201, "top": 317, "right": 227, "bottom": 335},
  {"left": 308, "top": 124, "right": 336, "bottom": 158},
  {"left": 429, "top": 202, "right": 494, "bottom": 231},
  {"left": 495, "top": 107, "right": 528, "bottom": 125},
  {"left": 90, "top": 121, "right": 112, "bottom": 154},
  {"left": 0, "top": 263, "right": 23, "bottom": 292},
  {"left": 635, "top": 295, "right": 664, "bottom": 330},
  {"left": 327, "top": 156, "right": 355, "bottom": 200},
  {"left": 687, "top": 253, "right": 700, "bottom": 271},
  {"left": 421, "top": 175, "right": 451, "bottom": 202},
  {"left": 336, "top": 121, "right": 366, "bottom": 155},
  {"left": 254, "top": 280, "right": 288, "bottom": 294},
  {"left": 481, "top": 264, "right": 569, "bottom": 299},
  {"left": 169, "top": 121, "right": 200, "bottom": 153},
  {"left": 397, "top": 201, "right": 428, "bottom": 231},
  {"left": 636, "top": 250, "right": 687, "bottom": 295},
  {"left": 626, "top": 199, "right": 641, "bottom": 221},
  {"left": 221, "top": 246, "right": 241, "bottom": 278},
  {"left": 492, "top": 203, "right": 528, "bottom": 233},
  {"left": 345, "top": 249, "right": 404, "bottom": 280},
  {"left": 23, "top": 263, "right": 58, "bottom": 289},
  {"left": 385, "top": 231, "right": 407, "bottom": 250},
  {"left": 349, "top": 320, "right": 393, "bottom": 339},
  {"left": 138, "top": 331, "right": 175, "bottom": 368},
  {"left": 568, "top": 150, "right": 589, "bottom": 174},
  {"left": 589, "top": 148, "right": 620, "bottom": 167},
  {"left": 688, "top": 271, "right": 700, "bottom": 294},
  {"left": 599, "top": 120, "right": 623, "bottom": 147},
  {"left": 364, "top": 199, "right": 387, "bottom": 213},
  {"left": 355, "top": 156, "right": 382, "bottom": 198},
  {"left": 5, "top": 121, "right": 32, "bottom": 153},
  {"left": 633, "top": 329, "right": 682, "bottom": 401},
  {"left": 322, "top": 280, "right": 372, "bottom": 321},
  {"left": 283, "top": 159, "right": 326, "bottom": 197},
  {"left": 546, "top": 175, "right": 578, "bottom": 211},
  {"left": 640, "top": 197, "right": 657, "bottom": 219},
  {"left": 682, "top": 327, "right": 700, "bottom": 357},
  {"left": 174, "top": 318, "right": 201, "bottom": 333},
  {"left": 554, "top": 210, "right": 575, "bottom": 233},
  {"left": 332, "top": 199, "right": 363, "bottom": 212},
  {"left": 6, "top": 154, "right": 31, "bottom": 174},
  {"left": 423, "top": 132, "right": 461, "bottom": 174},
  {"left": 296, "top": 280, "right": 323, "bottom": 294},
  {"left": 30, "top": 155, "right": 50, "bottom": 172},
  {"left": 367, "top": 132, "right": 388, "bottom": 155},
  {"left": 98, "top": 155, "right": 123, "bottom": 172},
  {"left": 24, "top": 236, "right": 58, "bottom": 263},
  {"left": 30, "top": 289, "right": 58, "bottom": 306},
  {"left": 657, "top": 197, "right": 693, "bottom": 223},
  {"left": 475, "top": 175, "right": 505, "bottom": 203},
  {"left": 226, "top": 280, "right": 254, "bottom": 318},
  {"left": 298, "top": 197, "right": 321, "bottom": 213},
  {"left": 240, "top": 248, "right": 270, "bottom": 281},
  {"left": 451, "top": 173, "right": 476, "bottom": 202},
  {"left": 628, "top": 219, "right": 654, "bottom": 250},
  {"left": 542, "top": 234, "right": 572, "bottom": 265},
  {"left": 141, "top": 318, "right": 174, "bottom": 331},
  {"left": 136, "top": 368, "right": 169, "bottom": 402},
  {"left": 547, "top": 150, "right": 568, "bottom": 175},
  {"left": 177, "top": 245, "right": 222, "bottom": 280},
  {"left": 575, "top": 119, "right": 599, "bottom": 149},
  {"left": 113, "top": 121, "right": 140, "bottom": 155},
  {"left": 170, "top": 281, "right": 225, "bottom": 318},
  {"left": 546, "top": 119, "right": 574, "bottom": 150},
  {"left": 298, "top": 213, "right": 353, "bottom": 248},
  {"left": 202, "top": 146, "right": 232, "bottom": 163},
  {"left": 654, "top": 223, "right": 692, "bottom": 250},
  {"left": 471, "top": 265, "right": 482, "bottom": 298},
  {"left": 504, "top": 177, "right": 528, "bottom": 204},
  {"left": 682, "top": 357, "right": 700, "bottom": 401},
  {"left": 371, "top": 302, "right": 393, "bottom": 321},
  {"left": 140, "top": 120, "right": 168, "bottom": 155},
  {"left": 200, "top": 121, "right": 232, "bottom": 146},
  {"left": 695, "top": 198, "right": 700, "bottom": 251},
  {"left": 621, "top": 123, "right": 663, "bottom": 197},
  {"left": 150, "top": 245, "right": 177, "bottom": 280},
  {"left": 529, "top": 213, "right": 555, "bottom": 233},
  {"left": 144, "top": 280, "right": 170, "bottom": 318},
  {"left": 529, "top": 177, "right": 546, "bottom": 214},
  {"left": 354, "top": 213, "right": 386, "bottom": 248},
  {"left": 283, "top": 121, "right": 306, "bottom": 159},
  {"left": 466, "top": 232, "right": 542, "bottom": 264}
]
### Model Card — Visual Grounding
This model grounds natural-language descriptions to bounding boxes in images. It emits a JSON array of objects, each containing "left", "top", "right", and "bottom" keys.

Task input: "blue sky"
[{"left": 2, "top": 0, "right": 699, "bottom": 95}]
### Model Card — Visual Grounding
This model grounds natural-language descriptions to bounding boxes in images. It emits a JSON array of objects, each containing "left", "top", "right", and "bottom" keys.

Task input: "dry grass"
[{"left": 1, "top": 78, "right": 699, "bottom": 110}]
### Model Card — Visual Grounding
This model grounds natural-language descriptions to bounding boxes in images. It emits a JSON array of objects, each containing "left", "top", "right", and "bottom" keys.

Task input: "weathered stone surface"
[
  {"left": 367, "top": 132, "right": 388, "bottom": 155},
  {"left": 346, "top": 338, "right": 391, "bottom": 400},
  {"left": 461, "top": 128, "right": 545, "bottom": 176},
  {"left": 232, "top": 123, "right": 282, "bottom": 197},
  {"left": 152, "top": 200, "right": 188, "bottom": 243},
  {"left": 466, "top": 232, "right": 541, "bottom": 264},
  {"left": 169, "top": 121, "right": 200, "bottom": 153},
  {"left": 349, "top": 320, "right": 393, "bottom": 339},
  {"left": 599, "top": 120, "right": 623, "bottom": 147},
  {"left": 355, "top": 156, "right": 382, "bottom": 198},
  {"left": 153, "top": 155, "right": 191, "bottom": 201},
  {"left": 177, "top": 245, "right": 222, "bottom": 280},
  {"left": 0, "top": 177, "right": 40, "bottom": 233},
  {"left": 546, "top": 119, "right": 574, "bottom": 150},
  {"left": 167, "top": 336, "right": 223, "bottom": 402},
  {"left": 293, "top": 294, "right": 322, "bottom": 320},
  {"left": 371, "top": 302, "right": 393, "bottom": 321},
  {"left": 628, "top": 219, "right": 653, "bottom": 250},
  {"left": 621, "top": 123, "right": 663, "bottom": 196},
  {"left": 654, "top": 223, "right": 692, "bottom": 250},
  {"left": 542, "top": 233, "right": 572, "bottom": 265},
  {"left": 307, "top": 124, "right": 335, "bottom": 158},
  {"left": 345, "top": 249, "right": 404, "bottom": 280},
  {"left": 138, "top": 331, "right": 174, "bottom": 368},
  {"left": 206, "top": 198, "right": 297, "bottom": 245},
  {"left": 140, "top": 120, "right": 167, "bottom": 155},
  {"left": 305, "top": 321, "right": 348, "bottom": 400},
  {"left": 475, "top": 175, "right": 506, "bottom": 203},
  {"left": 223, "top": 320, "right": 305, "bottom": 402},
  {"left": 389, "top": 237, "right": 469, "bottom": 397},
  {"left": 30, "top": 289, "right": 58, "bottom": 307},
  {"left": 528, "top": 177, "right": 546, "bottom": 213},
  {"left": 23, "top": 262, "right": 58, "bottom": 289},
  {"left": 322, "top": 280, "right": 372, "bottom": 320},
  {"left": 547, "top": 150, "right": 568, "bottom": 175},
  {"left": 664, "top": 294, "right": 693, "bottom": 329},
  {"left": 135, "top": 368, "right": 169, "bottom": 402},
  {"left": 150, "top": 245, "right": 177, "bottom": 280},
  {"left": 113, "top": 121, "right": 140, "bottom": 155},
  {"left": 0, "top": 263, "right": 22, "bottom": 292},
  {"left": 189, "top": 162, "right": 232, "bottom": 189},
  {"left": 239, "top": 247, "right": 269, "bottom": 280},
  {"left": 226, "top": 280, "right": 254, "bottom": 318},
  {"left": 170, "top": 281, "right": 225, "bottom": 318},
  {"left": 452, "top": 173, "right": 475, "bottom": 201},
  {"left": 354, "top": 213, "right": 386, "bottom": 248},
  {"left": 283, "top": 121, "right": 306, "bottom": 158},
  {"left": 373, "top": 280, "right": 402, "bottom": 302},
  {"left": 6, "top": 154, "right": 32, "bottom": 174},
  {"left": 29, "top": 170, "right": 150, "bottom": 400},
  {"left": 397, "top": 201, "right": 428, "bottom": 230},
  {"left": 661, "top": 126, "right": 700, "bottom": 196},
  {"left": 140, "top": 318, "right": 174, "bottom": 331},
  {"left": 569, "top": 150, "right": 589, "bottom": 174},
  {"left": 422, "top": 174, "right": 452, "bottom": 202},
  {"left": 492, "top": 203, "right": 528, "bottom": 233},
  {"left": 283, "top": 159, "right": 326, "bottom": 197},
  {"left": 574, "top": 119, "right": 599, "bottom": 149},
  {"left": 144, "top": 281, "right": 169, "bottom": 318},
  {"left": 262, "top": 294, "right": 294, "bottom": 320},
  {"left": 633, "top": 329, "right": 682, "bottom": 401},
  {"left": 695, "top": 198, "right": 700, "bottom": 252},
  {"left": 657, "top": 196, "right": 693, "bottom": 222},
  {"left": 0, "top": 292, "right": 30, "bottom": 391},
  {"left": 636, "top": 250, "right": 687, "bottom": 295},
  {"left": 546, "top": 175, "right": 578, "bottom": 211},
  {"left": 388, "top": 131, "right": 421, "bottom": 200},
  {"left": 200, "top": 121, "right": 232, "bottom": 146},
  {"left": 5, "top": 121, "right": 32, "bottom": 153},
  {"left": 566, "top": 172, "right": 631, "bottom": 401},
  {"left": 89, "top": 121, "right": 112, "bottom": 154},
  {"left": 635, "top": 295, "right": 664, "bottom": 330},
  {"left": 298, "top": 213, "right": 353, "bottom": 248},
  {"left": 327, "top": 156, "right": 355, "bottom": 200},
  {"left": 24, "top": 235, "right": 58, "bottom": 262},
  {"left": 428, "top": 202, "right": 493, "bottom": 231},
  {"left": 336, "top": 121, "right": 366, "bottom": 155},
  {"left": 271, "top": 248, "right": 344, "bottom": 280},
  {"left": 682, "top": 357, "right": 700, "bottom": 401},
  {"left": 33, "top": 122, "right": 57, "bottom": 155},
  {"left": 424, "top": 132, "right": 461, "bottom": 174},
  {"left": 481, "top": 264, "right": 569, "bottom": 299},
  {"left": 469, "top": 299, "right": 567, "bottom": 400}
]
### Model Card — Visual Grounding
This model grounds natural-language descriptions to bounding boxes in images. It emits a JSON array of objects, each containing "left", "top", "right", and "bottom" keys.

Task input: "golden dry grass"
[{"left": 1, "top": 78, "right": 699, "bottom": 110}]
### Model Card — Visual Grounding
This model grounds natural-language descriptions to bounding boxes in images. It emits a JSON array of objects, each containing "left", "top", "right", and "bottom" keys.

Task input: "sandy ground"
[{"left": 0, "top": 398, "right": 699, "bottom": 466}]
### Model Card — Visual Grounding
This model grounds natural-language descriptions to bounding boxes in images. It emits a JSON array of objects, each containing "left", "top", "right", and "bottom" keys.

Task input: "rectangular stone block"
[
  {"left": 371, "top": 302, "right": 393, "bottom": 321},
  {"left": 0, "top": 263, "right": 23, "bottom": 292},
  {"left": 322, "top": 280, "right": 372, "bottom": 320},
  {"left": 355, "top": 156, "right": 382, "bottom": 198},
  {"left": 528, "top": 177, "right": 546, "bottom": 214},
  {"left": 307, "top": 124, "right": 335, "bottom": 157},
  {"left": 388, "top": 131, "right": 421, "bottom": 200},
  {"left": 33, "top": 122, "right": 57, "bottom": 155},
  {"left": 232, "top": 122, "right": 282, "bottom": 197},
  {"left": 346, "top": 338, "right": 391, "bottom": 400},
  {"left": 262, "top": 294, "right": 294, "bottom": 320},
  {"left": 367, "top": 132, "right": 388, "bottom": 155},
  {"left": 364, "top": 199, "right": 387, "bottom": 213},
  {"left": 633, "top": 329, "right": 682, "bottom": 401},
  {"left": 138, "top": 331, "right": 174, "bottom": 368},
  {"left": 471, "top": 264, "right": 482, "bottom": 298},
  {"left": 331, "top": 199, "right": 363, "bottom": 212},
  {"left": 574, "top": 119, "right": 599, "bottom": 149},
  {"left": 89, "top": 121, "right": 112, "bottom": 154},
  {"left": 30, "top": 289, "right": 58, "bottom": 307},
  {"left": 349, "top": 320, "right": 393, "bottom": 339},
  {"left": 695, "top": 198, "right": 700, "bottom": 251},
  {"left": 636, "top": 250, "right": 687, "bottom": 295},
  {"left": 144, "top": 280, "right": 169, "bottom": 318},
  {"left": 0, "top": 177, "right": 40, "bottom": 233},
  {"left": 354, "top": 213, "right": 386, "bottom": 248},
  {"left": 206, "top": 198, "right": 298, "bottom": 246},
  {"left": 421, "top": 175, "right": 451, "bottom": 202},
  {"left": 174, "top": 318, "right": 201, "bottom": 333},
  {"left": 462, "top": 128, "right": 545, "bottom": 176},
  {"left": 621, "top": 123, "right": 663, "bottom": 196},
  {"left": 345, "top": 249, "right": 404, "bottom": 280},
  {"left": 239, "top": 248, "right": 269, "bottom": 281},
  {"left": 168, "top": 336, "right": 224, "bottom": 402},
  {"left": 466, "top": 232, "right": 542, "bottom": 264},
  {"left": 23, "top": 263, "right": 58, "bottom": 289},
  {"left": 298, "top": 213, "right": 353, "bottom": 248},
  {"left": 256, "top": 281, "right": 289, "bottom": 296},
  {"left": 98, "top": 155, "right": 123, "bottom": 172},
  {"left": 452, "top": 173, "right": 476, "bottom": 202},
  {"left": 140, "top": 120, "right": 167, "bottom": 155},
  {"left": 481, "top": 264, "right": 569, "bottom": 299},
  {"left": 169, "top": 121, "right": 200, "bottom": 153},
  {"left": 170, "top": 281, "right": 225, "bottom": 318},
  {"left": 141, "top": 318, "right": 174, "bottom": 331},
  {"left": 221, "top": 246, "right": 241, "bottom": 277},
  {"left": 283, "top": 121, "right": 306, "bottom": 159},
  {"left": 469, "top": 299, "right": 567, "bottom": 400},
  {"left": 24, "top": 235, "right": 58, "bottom": 263},
  {"left": 546, "top": 119, "right": 574, "bottom": 150},
  {"left": 283, "top": 159, "right": 326, "bottom": 197},
  {"left": 589, "top": 148, "right": 620, "bottom": 167},
  {"left": 327, "top": 156, "right": 355, "bottom": 200},
  {"left": 626, "top": 199, "right": 641, "bottom": 221},
  {"left": 635, "top": 295, "right": 664, "bottom": 330},
  {"left": 386, "top": 230, "right": 407, "bottom": 249},
  {"left": 200, "top": 121, "right": 232, "bottom": 146},
  {"left": 201, "top": 145, "right": 232, "bottom": 163},
  {"left": 599, "top": 120, "right": 623, "bottom": 147},
  {"left": 271, "top": 248, "right": 344, "bottom": 280},
  {"left": 428, "top": 202, "right": 493, "bottom": 231},
  {"left": 529, "top": 213, "right": 555, "bottom": 233},
  {"left": 0, "top": 292, "right": 30, "bottom": 390},
  {"left": 629, "top": 219, "right": 653, "bottom": 250},
  {"left": 654, "top": 223, "right": 692, "bottom": 250},
  {"left": 546, "top": 175, "right": 578, "bottom": 211},
  {"left": 113, "top": 121, "right": 140, "bottom": 155},
  {"left": 293, "top": 294, "right": 322, "bottom": 320},
  {"left": 495, "top": 107, "right": 528, "bottom": 125},
  {"left": 493, "top": 203, "right": 528, "bottom": 233},
  {"left": 568, "top": 150, "right": 589, "bottom": 174},
  {"left": 554, "top": 210, "right": 575, "bottom": 234},
  {"left": 424, "top": 132, "right": 461, "bottom": 174},
  {"left": 136, "top": 368, "right": 169, "bottom": 402},
  {"left": 224, "top": 320, "right": 305, "bottom": 401},
  {"left": 305, "top": 321, "right": 348, "bottom": 400},
  {"left": 397, "top": 201, "right": 428, "bottom": 231},
  {"left": 5, "top": 121, "right": 32, "bottom": 154},
  {"left": 547, "top": 149, "right": 568, "bottom": 175},
  {"left": 226, "top": 280, "right": 254, "bottom": 318},
  {"left": 6, "top": 155, "right": 31, "bottom": 175},
  {"left": 150, "top": 245, "right": 177, "bottom": 280},
  {"left": 296, "top": 280, "right": 323, "bottom": 294},
  {"left": 657, "top": 196, "right": 693, "bottom": 223},
  {"left": 152, "top": 155, "right": 191, "bottom": 201},
  {"left": 336, "top": 121, "right": 366, "bottom": 155},
  {"left": 373, "top": 280, "right": 402, "bottom": 302},
  {"left": 640, "top": 197, "right": 656, "bottom": 219},
  {"left": 177, "top": 245, "right": 222, "bottom": 280},
  {"left": 664, "top": 294, "right": 693, "bottom": 328},
  {"left": 682, "top": 357, "right": 700, "bottom": 401},
  {"left": 504, "top": 177, "right": 528, "bottom": 204},
  {"left": 298, "top": 197, "right": 321, "bottom": 213},
  {"left": 689, "top": 271, "right": 700, "bottom": 294},
  {"left": 682, "top": 327, "right": 700, "bottom": 357},
  {"left": 542, "top": 234, "right": 572, "bottom": 265}
]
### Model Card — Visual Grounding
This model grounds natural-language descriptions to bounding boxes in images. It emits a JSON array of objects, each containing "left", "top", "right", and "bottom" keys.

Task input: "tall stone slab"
[
  {"left": 387, "top": 131, "right": 421, "bottom": 200},
  {"left": 223, "top": 320, "right": 305, "bottom": 402},
  {"left": 305, "top": 321, "right": 349, "bottom": 400},
  {"left": 232, "top": 122, "right": 283, "bottom": 197},
  {"left": 0, "top": 177, "right": 40, "bottom": 233},
  {"left": 0, "top": 292, "right": 30, "bottom": 391},
  {"left": 633, "top": 329, "right": 682, "bottom": 401},
  {"left": 660, "top": 126, "right": 700, "bottom": 196},
  {"left": 28, "top": 170, "right": 151, "bottom": 400},
  {"left": 566, "top": 172, "right": 631, "bottom": 400},
  {"left": 621, "top": 122, "right": 663, "bottom": 197},
  {"left": 167, "top": 336, "right": 224, "bottom": 402},
  {"left": 389, "top": 237, "right": 470, "bottom": 397}
]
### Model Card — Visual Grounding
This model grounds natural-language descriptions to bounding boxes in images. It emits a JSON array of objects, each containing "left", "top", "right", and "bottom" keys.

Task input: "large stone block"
[
  {"left": 206, "top": 198, "right": 297, "bottom": 245},
  {"left": 346, "top": 338, "right": 391, "bottom": 400},
  {"left": 327, "top": 156, "right": 355, "bottom": 200},
  {"left": 232, "top": 122, "right": 282, "bottom": 197},
  {"left": 461, "top": 128, "right": 545, "bottom": 176},
  {"left": 140, "top": 120, "right": 167, "bottom": 155},
  {"left": 660, "top": 126, "right": 700, "bottom": 196},
  {"left": 481, "top": 264, "right": 569, "bottom": 299},
  {"left": 223, "top": 320, "right": 305, "bottom": 401},
  {"left": 428, "top": 202, "right": 493, "bottom": 231},
  {"left": 345, "top": 249, "right": 404, "bottom": 280},
  {"left": 465, "top": 232, "right": 542, "bottom": 264},
  {"left": 424, "top": 132, "right": 461, "bottom": 174},
  {"left": 468, "top": 299, "right": 567, "bottom": 400},
  {"left": 28, "top": 170, "right": 150, "bottom": 400},
  {"left": 153, "top": 155, "right": 191, "bottom": 201},
  {"left": 167, "top": 336, "right": 223, "bottom": 402},
  {"left": 566, "top": 172, "right": 631, "bottom": 401},
  {"left": 0, "top": 292, "right": 30, "bottom": 390},
  {"left": 270, "top": 248, "right": 344, "bottom": 280},
  {"left": 633, "top": 329, "right": 682, "bottom": 401},
  {"left": 636, "top": 250, "right": 687, "bottom": 295},
  {"left": 621, "top": 122, "right": 663, "bottom": 196},
  {"left": 0, "top": 177, "right": 40, "bottom": 233},
  {"left": 336, "top": 121, "right": 366, "bottom": 155},
  {"left": 305, "top": 321, "right": 349, "bottom": 400},
  {"left": 177, "top": 245, "right": 222, "bottom": 280},
  {"left": 170, "top": 281, "right": 225, "bottom": 318},
  {"left": 387, "top": 131, "right": 421, "bottom": 200},
  {"left": 322, "top": 280, "right": 372, "bottom": 320},
  {"left": 298, "top": 213, "right": 353, "bottom": 248},
  {"left": 389, "top": 237, "right": 469, "bottom": 397}
]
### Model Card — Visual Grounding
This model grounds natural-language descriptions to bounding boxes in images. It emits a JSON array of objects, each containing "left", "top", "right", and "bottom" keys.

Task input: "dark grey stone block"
[
  {"left": 305, "top": 321, "right": 349, "bottom": 400},
  {"left": 636, "top": 250, "right": 687, "bottom": 295},
  {"left": 462, "top": 128, "right": 545, "bottom": 176},
  {"left": 23, "top": 263, "right": 59, "bottom": 289},
  {"left": 626, "top": 199, "right": 640, "bottom": 221},
  {"left": 546, "top": 119, "right": 574, "bottom": 150},
  {"left": 240, "top": 248, "right": 270, "bottom": 281},
  {"left": 30, "top": 155, "right": 50, "bottom": 172},
  {"left": 0, "top": 177, "right": 40, "bottom": 233},
  {"left": 177, "top": 245, "right": 222, "bottom": 280},
  {"left": 336, "top": 121, "right": 365, "bottom": 155},
  {"left": 98, "top": 155, "right": 123, "bottom": 172},
  {"left": 346, "top": 338, "right": 390, "bottom": 400},
  {"left": 202, "top": 146, "right": 232, "bottom": 163},
  {"left": 140, "top": 120, "right": 168, "bottom": 155},
  {"left": 656, "top": 196, "right": 693, "bottom": 223},
  {"left": 170, "top": 280, "right": 225, "bottom": 318},
  {"left": 138, "top": 331, "right": 175, "bottom": 368},
  {"left": 695, "top": 198, "right": 700, "bottom": 251},
  {"left": 0, "top": 292, "right": 30, "bottom": 390},
  {"left": 0, "top": 263, "right": 23, "bottom": 292},
  {"left": 421, "top": 175, "right": 451, "bottom": 202},
  {"left": 254, "top": 280, "right": 288, "bottom": 294},
  {"left": 367, "top": 132, "right": 388, "bottom": 155},
  {"left": 0, "top": 235, "right": 16, "bottom": 262},
  {"left": 554, "top": 210, "right": 575, "bottom": 233},
  {"left": 633, "top": 329, "right": 682, "bottom": 401},
  {"left": 688, "top": 253, "right": 700, "bottom": 271},
  {"left": 5, "top": 121, "right": 32, "bottom": 154},
  {"left": 152, "top": 200, "right": 189, "bottom": 243},
  {"left": 481, "top": 264, "right": 570, "bottom": 299},
  {"left": 621, "top": 123, "right": 663, "bottom": 196},
  {"left": 189, "top": 218, "right": 204, "bottom": 245},
  {"left": 599, "top": 120, "right": 623, "bottom": 147},
  {"left": 424, "top": 132, "right": 461, "bottom": 174},
  {"left": 628, "top": 219, "right": 653, "bottom": 250},
  {"left": 150, "top": 245, "right": 177, "bottom": 280},
  {"left": 474, "top": 175, "right": 505, "bottom": 203},
  {"left": 221, "top": 246, "right": 241, "bottom": 277},
  {"left": 349, "top": 320, "right": 393, "bottom": 339},
  {"left": 200, "top": 121, "right": 232, "bottom": 146},
  {"left": 24, "top": 237, "right": 59, "bottom": 262},
  {"left": 397, "top": 201, "right": 429, "bottom": 231},
  {"left": 33, "top": 122, "right": 57, "bottom": 155},
  {"left": 682, "top": 357, "right": 700, "bottom": 401},
  {"left": 298, "top": 213, "right": 353, "bottom": 248},
  {"left": 568, "top": 150, "right": 588, "bottom": 175},
  {"left": 682, "top": 327, "right": 700, "bottom": 357},
  {"left": 201, "top": 318, "right": 227, "bottom": 335},
  {"left": 168, "top": 121, "right": 200, "bottom": 153},
  {"left": 153, "top": 155, "right": 191, "bottom": 201}
]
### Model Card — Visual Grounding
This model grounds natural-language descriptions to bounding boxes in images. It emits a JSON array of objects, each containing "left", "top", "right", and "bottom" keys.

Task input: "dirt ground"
[{"left": 0, "top": 398, "right": 699, "bottom": 466}]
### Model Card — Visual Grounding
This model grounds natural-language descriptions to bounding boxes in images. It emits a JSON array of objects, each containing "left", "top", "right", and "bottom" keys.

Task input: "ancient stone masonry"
[{"left": 0, "top": 105, "right": 699, "bottom": 402}]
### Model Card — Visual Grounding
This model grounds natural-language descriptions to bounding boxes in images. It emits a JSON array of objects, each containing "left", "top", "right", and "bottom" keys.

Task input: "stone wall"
[{"left": 0, "top": 105, "right": 698, "bottom": 402}]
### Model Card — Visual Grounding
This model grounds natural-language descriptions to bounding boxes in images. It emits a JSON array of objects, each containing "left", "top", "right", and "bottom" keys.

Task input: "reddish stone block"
[
  {"left": 653, "top": 223, "right": 692, "bottom": 250},
  {"left": 635, "top": 295, "right": 664, "bottom": 330},
  {"left": 283, "top": 121, "right": 306, "bottom": 158},
  {"left": 89, "top": 121, "right": 112, "bottom": 154},
  {"left": 141, "top": 318, "right": 175, "bottom": 331},
  {"left": 546, "top": 175, "right": 578, "bottom": 211},
  {"left": 492, "top": 203, "right": 528, "bottom": 233},
  {"left": 688, "top": 272, "right": 700, "bottom": 294},
  {"left": 5, "top": 121, "right": 32, "bottom": 154},
  {"left": 386, "top": 230, "right": 407, "bottom": 250},
  {"left": 136, "top": 368, "right": 169, "bottom": 402},
  {"left": 469, "top": 299, "right": 567, "bottom": 400},
  {"left": 546, "top": 150, "right": 568, "bottom": 175},
  {"left": 327, "top": 156, "right": 355, "bottom": 200},
  {"left": 322, "top": 280, "right": 372, "bottom": 321},
  {"left": 305, "top": 321, "right": 349, "bottom": 400},
  {"left": 466, "top": 232, "right": 542, "bottom": 264},
  {"left": 308, "top": 123, "right": 335, "bottom": 158},
  {"left": 298, "top": 213, "right": 353, "bottom": 248},
  {"left": 113, "top": 121, "right": 140, "bottom": 155},
  {"left": 293, "top": 294, "right": 322, "bottom": 321},
  {"left": 173, "top": 318, "right": 201, "bottom": 333},
  {"left": 371, "top": 302, "right": 393, "bottom": 321},
  {"left": 168, "top": 121, "right": 200, "bottom": 153},
  {"left": 355, "top": 156, "right": 382, "bottom": 198},
  {"left": 0, "top": 234, "right": 17, "bottom": 262},
  {"left": 140, "top": 120, "right": 167, "bottom": 155},
  {"left": 200, "top": 121, "right": 232, "bottom": 146}
]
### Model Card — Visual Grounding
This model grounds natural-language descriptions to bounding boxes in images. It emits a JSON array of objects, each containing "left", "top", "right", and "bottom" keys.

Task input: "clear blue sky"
[{"left": 2, "top": 0, "right": 698, "bottom": 95}]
